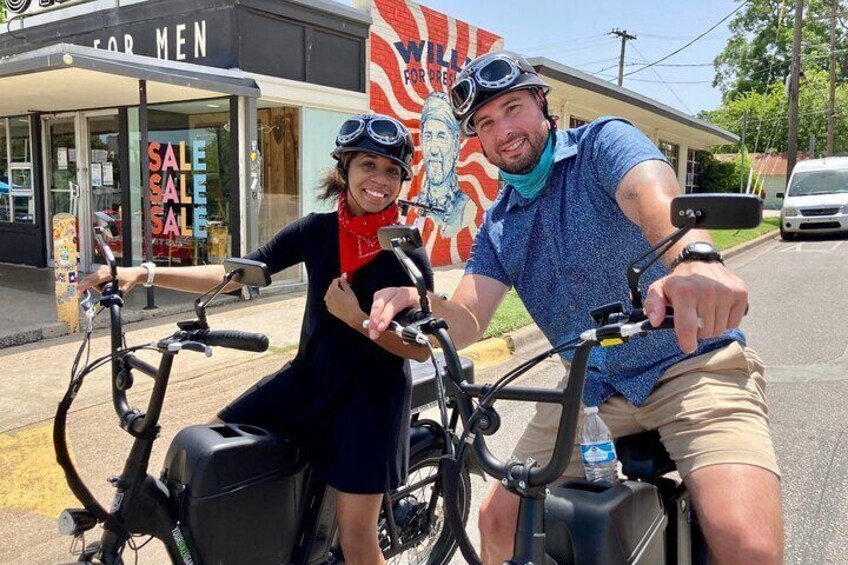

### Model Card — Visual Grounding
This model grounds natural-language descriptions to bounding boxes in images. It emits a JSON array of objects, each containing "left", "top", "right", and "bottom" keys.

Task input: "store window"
[
  {"left": 258, "top": 106, "right": 300, "bottom": 283},
  {"left": 1, "top": 117, "right": 35, "bottom": 224},
  {"left": 129, "top": 98, "right": 232, "bottom": 266},
  {"left": 686, "top": 148, "right": 704, "bottom": 193},
  {"left": 569, "top": 116, "right": 589, "bottom": 128},
  {"left": 659, "top": 140, "right": 679, "bottom": 177}
]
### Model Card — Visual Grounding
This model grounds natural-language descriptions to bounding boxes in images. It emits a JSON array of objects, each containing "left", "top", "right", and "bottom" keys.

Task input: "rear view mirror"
[
  {"left": 776, "top": 192, "right": 785, "bottom": 199},
  {"left": 378, "top": 226, "right": 423, "bottom": 252},
  {"left": 223, "top": 258, "right": 271, "bottom": 288},
  {"left": 94, "top": 211, "right": 119, "bottom": 240},
  {"left": 671, "top": 194, "right": 762, "bottom": 230}
]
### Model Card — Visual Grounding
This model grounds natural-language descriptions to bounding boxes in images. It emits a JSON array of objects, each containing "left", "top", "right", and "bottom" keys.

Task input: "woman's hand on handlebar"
[
  {"left": 644, "top": 260, "right": 748, "bottom": 354},
  {"left": 79, "top": 265, "right": 145, "bottom": 296},
  {"left": 367, "top": 286, "right": 419, "bottom": 340}
]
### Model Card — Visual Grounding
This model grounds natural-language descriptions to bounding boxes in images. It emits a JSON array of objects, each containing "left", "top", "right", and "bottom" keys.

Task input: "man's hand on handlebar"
[
  {"left": 368, "top": 286, "right": 419, "bottom": 340},
  {"left": 644, "top": 261, "right": 748, "bottom": 354},
  {"left": 79, "top": 265, "right": 145, "bottom": 296}
]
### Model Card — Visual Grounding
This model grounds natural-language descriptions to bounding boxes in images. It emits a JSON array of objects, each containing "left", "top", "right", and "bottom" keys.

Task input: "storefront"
[{"left": 0, "top": 0, "right": 370, "bottom": 283}]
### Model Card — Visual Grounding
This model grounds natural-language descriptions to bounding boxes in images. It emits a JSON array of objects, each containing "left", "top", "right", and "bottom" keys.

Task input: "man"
[
  {"left": 415, "top": 92, "right": 473, "bottom": 237},
  {"left": 369, "top": 50, "right": 783, "bottom": 564}
]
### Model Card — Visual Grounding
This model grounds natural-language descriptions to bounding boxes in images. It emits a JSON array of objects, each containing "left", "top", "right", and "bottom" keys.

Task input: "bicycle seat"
[{"left": 615, "top": 430, "right": 676, "bottom": 480}]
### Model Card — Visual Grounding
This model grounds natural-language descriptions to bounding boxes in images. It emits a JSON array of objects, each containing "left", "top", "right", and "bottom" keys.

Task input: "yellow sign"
[{"left": 53, "top": 214, "right": 79, "bottom": 333}]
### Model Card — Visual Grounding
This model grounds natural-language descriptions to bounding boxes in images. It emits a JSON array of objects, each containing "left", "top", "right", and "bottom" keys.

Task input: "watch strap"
[{"left": 141, "top": 262, "right": 156, "bottom": 287}]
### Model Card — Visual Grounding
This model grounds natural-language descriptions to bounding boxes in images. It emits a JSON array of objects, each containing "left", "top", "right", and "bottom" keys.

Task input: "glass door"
[
  {"left": 43, "top": 114, "right": 79, "bottom": 265},
  {"left": 42, "top": 111, "right": 122, "bottom": 270},
  {"left": 85, "top": 112, "right": 123, "bottom": 266}
]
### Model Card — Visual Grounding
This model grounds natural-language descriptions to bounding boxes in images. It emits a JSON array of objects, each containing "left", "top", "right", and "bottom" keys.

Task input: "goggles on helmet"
[
  {"left": 449, "top": 51, "right": 550, "bottom": 136},
  {"left": 337, "top": 114, "right": 410, "bottom": 148},
  {"left": 450, "top": 54, "right": 537, "bottom": 117},
  {"left": 333, "top": 113, "right": 414, "bottom": 180}
]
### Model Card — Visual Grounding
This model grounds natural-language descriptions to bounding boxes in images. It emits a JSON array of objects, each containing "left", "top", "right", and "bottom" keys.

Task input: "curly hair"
[{"left": 317, "top": 153, "right": 352, "bottom": 202}]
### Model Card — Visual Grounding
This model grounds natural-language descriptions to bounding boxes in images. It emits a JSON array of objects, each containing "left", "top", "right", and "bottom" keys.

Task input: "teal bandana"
[{"left": 501, "top": 133, "right": 555, "bottom": 200}]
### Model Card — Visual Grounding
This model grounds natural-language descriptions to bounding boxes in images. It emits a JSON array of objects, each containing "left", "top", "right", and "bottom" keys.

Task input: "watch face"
[{"left": 689, "top": 242, "right": 715, "bottom": 255}]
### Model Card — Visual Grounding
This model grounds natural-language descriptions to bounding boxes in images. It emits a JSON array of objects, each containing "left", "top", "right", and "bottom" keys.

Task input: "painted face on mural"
[
  {"left": 472, "top": 89, "right": 550, "bottom": 175},
  {"left": 422, "top": 118, "right": 459, "bottom": 185},
  {"left": 345, "top": 152, "right": 403, "bottom": 216}
]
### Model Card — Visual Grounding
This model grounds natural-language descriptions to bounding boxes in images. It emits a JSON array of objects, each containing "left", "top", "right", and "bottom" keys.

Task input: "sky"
[{"left": 341, "top": 0, "right": 743, "bottom": 116}]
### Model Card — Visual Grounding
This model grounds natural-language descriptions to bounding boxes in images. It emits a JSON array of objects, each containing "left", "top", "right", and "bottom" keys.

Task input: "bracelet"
[{"left": 141, "top": 262, "right": 156, "bottom": 287}]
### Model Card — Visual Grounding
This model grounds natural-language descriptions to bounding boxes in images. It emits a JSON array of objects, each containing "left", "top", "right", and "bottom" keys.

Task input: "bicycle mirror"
[
  {"left": 670, "top": 194, "right": 762, "bottom": 230},
  {"left": 223, "top": 258, "right": 272, "bottom": 287}
]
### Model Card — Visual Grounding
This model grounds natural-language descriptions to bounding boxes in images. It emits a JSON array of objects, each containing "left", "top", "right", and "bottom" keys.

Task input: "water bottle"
[{"left": 580, "top": 406, "right": 619, "bottom": 484}]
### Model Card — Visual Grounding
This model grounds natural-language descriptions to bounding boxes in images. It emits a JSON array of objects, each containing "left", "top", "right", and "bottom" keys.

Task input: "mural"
[{"left": 365, "top": 0, "right": 503, "bottom": 266}]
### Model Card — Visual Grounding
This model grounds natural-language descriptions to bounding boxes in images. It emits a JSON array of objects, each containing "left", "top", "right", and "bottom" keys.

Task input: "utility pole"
[
  {"left": 786, "top": 0, "right": 804, "bottom": 187},
  {"left": 740, "top": 110, "right": 748, "bottom": 192},
  {"left": 609, "top": 29, "right": 637, "bottom": 86},
  {"left": 827, "top": 0, "right": 837, "bottom": 156}
]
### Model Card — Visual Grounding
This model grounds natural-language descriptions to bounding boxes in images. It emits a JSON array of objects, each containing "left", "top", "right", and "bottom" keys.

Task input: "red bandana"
[{"left": 337, "top": 192, "right": 399, "bottom": 278}]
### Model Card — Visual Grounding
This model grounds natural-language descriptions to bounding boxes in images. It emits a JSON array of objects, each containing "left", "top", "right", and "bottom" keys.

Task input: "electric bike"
[
  {"left": 377, "top": 193, "right": 763, "bottom": 565},
  {"left": 53, "top": 212, "right": 473, "bottom": 564}
]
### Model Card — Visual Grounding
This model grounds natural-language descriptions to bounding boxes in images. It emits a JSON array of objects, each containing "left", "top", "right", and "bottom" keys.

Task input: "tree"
[
  {"left": 0, "top": 4, "right": 6, "bottom": 23},
  {"left": 701, "top": 68, "right": 848, "bottom": 155},
  {"left": 714, "top": 0, "right": 846, "bottom": 101}
]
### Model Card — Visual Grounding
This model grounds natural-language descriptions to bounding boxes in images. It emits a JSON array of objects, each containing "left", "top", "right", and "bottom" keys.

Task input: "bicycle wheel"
[{"left": 380, "top": 448, "right": 471, "bottom": 565}]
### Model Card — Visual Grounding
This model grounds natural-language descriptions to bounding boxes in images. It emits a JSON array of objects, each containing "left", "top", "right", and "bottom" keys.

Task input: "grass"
[
  {"left": 709, "top": 217, "right": 780, "bottom": 251},
  {"left": 483, "top": 217, "right": 781, "bottom": 339},
  {"left": 482, "top": 289, "right": 534, "bottom": 340}
]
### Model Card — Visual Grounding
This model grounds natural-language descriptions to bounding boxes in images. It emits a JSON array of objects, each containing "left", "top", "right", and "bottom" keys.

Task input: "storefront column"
[
  {"left": 139, "top": 79, "right": 155, "bottom": 309},
  {"left": 238, "top": 95, "right": 258, "bottom": 257}
]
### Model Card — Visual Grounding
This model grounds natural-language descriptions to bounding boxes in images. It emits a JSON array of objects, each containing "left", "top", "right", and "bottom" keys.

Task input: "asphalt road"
[
  {"left": 452, "top": 233, "right": 848, "bottom": 565},
  {"left": 3, "top": 232, "right": 847, "bottom": 564}
]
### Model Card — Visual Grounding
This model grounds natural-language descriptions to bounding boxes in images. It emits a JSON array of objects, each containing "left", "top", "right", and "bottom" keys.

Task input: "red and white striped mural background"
[{"left": 366, "top": 0, "right": 503, "bottom": 266}]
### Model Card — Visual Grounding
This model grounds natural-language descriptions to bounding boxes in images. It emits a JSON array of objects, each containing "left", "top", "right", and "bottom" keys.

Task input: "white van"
[{"left": 778, "top": 157, "right": 848, "bottom": 240}]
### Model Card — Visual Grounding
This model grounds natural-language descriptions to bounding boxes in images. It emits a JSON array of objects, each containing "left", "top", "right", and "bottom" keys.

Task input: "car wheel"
[{"left": 780, "top": 227, "right": 795, "bottom": 241}]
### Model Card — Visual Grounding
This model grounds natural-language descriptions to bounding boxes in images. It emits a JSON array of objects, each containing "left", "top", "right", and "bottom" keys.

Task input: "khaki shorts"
[{"left": 512, "top": 342, "right": 780, "bottom": 479}]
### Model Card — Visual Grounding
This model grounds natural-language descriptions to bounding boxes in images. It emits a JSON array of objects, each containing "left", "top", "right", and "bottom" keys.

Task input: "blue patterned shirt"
[{"left": 466, "top": 117, "right": 743, "bottom": 407}]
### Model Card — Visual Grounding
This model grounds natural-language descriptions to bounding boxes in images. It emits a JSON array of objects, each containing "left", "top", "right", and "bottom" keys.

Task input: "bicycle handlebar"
[{"left": 174, "top": 329, "right": 270, "bottom": 352}]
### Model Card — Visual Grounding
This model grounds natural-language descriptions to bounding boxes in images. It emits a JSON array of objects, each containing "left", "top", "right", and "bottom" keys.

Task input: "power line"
[
  {"left": 625, "top": 0, "right": 751, "bottom": 77},
  {"left": 629, "top": 43, "right": 695, "bottom": 114}
]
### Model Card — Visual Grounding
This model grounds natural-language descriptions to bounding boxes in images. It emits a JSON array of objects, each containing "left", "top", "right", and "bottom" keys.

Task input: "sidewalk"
[
  {"left": 0, "top": 214, "right": 781, "bottom": 351},
  {"left": 0, "top": 262, "right": 467, "bottom": 350}
]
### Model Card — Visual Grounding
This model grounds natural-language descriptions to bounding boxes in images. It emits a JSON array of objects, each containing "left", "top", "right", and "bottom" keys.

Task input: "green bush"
[{"left": 697, "top": 153, "right": 762, "bottom": 195}]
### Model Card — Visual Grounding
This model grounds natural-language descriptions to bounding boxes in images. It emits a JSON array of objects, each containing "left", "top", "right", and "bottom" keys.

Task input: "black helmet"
[
  {"left": 332, "top": 113, "right": 415, "bottom": 180},
  {"left": 449, "top": 50, "right": 550, "bottom": 137}
]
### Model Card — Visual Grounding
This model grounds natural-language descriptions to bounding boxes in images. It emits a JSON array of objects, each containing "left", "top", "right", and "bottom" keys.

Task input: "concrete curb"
[{"left": 458, "top": 228, "right": 781, "bottom": 367}]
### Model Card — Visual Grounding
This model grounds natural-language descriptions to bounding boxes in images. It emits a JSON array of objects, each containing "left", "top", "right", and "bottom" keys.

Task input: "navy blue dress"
[{"left": 218, "top": 212, "right": 433, "bottom": 494}]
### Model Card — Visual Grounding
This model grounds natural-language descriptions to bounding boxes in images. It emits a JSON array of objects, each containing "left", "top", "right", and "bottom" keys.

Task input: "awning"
[{"left": 0, "top": 43, "right": 260, "bottom": 116}]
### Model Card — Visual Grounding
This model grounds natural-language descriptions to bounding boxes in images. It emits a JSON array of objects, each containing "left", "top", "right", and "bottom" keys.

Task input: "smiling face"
[
  {"left": 344, "top": 152, "right": 404, "bottom": 216},
  {"left": 422, "top": 118, "right": 459, "bottom": 185},
  {"left": 472, "top": 89, "right": 550, "bottom": 175}
]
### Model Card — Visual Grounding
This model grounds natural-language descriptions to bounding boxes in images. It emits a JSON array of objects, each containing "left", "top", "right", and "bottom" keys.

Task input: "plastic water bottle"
[{"left": 580, "top": 406, "right": 619, "bottom": 484}]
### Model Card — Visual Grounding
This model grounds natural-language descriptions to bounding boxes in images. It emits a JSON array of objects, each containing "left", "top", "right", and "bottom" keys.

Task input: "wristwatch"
[
  {"left": 671, "top": 242, "right": 723, "bottom": 270},
  {"left": 141, "top": 262, "right": 156, "bottom": 287}
]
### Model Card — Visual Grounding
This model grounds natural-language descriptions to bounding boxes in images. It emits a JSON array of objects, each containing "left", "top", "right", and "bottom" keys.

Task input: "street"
[
  {"left": 456, "top": 234, "right": 848, "bottom": 565},
  {"left": 2, "top": 233, "right": 848, "bottom": 564}
]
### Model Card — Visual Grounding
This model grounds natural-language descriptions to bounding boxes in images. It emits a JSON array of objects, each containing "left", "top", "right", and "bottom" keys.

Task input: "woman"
[{"left": 80, "top": 114, "right": 432, "bottom": 564}]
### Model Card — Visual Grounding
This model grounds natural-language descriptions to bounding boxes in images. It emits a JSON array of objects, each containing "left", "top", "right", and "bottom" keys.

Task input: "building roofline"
[{"left": 528, "top": 56, "right": 739, "bottom": 144}]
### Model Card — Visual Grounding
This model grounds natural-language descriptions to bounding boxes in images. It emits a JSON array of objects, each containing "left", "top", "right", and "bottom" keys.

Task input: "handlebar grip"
[{"left": 201, "top": 330, "right": 269, "bottom": 352}]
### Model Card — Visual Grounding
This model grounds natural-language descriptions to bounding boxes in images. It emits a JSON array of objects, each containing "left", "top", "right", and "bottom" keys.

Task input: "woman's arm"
[
  {"left": 325, "top": 275, "right": 430, "bottom": 362},
  {"left": 79, "top": 264, "right": 230, "bottom": 296}
]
